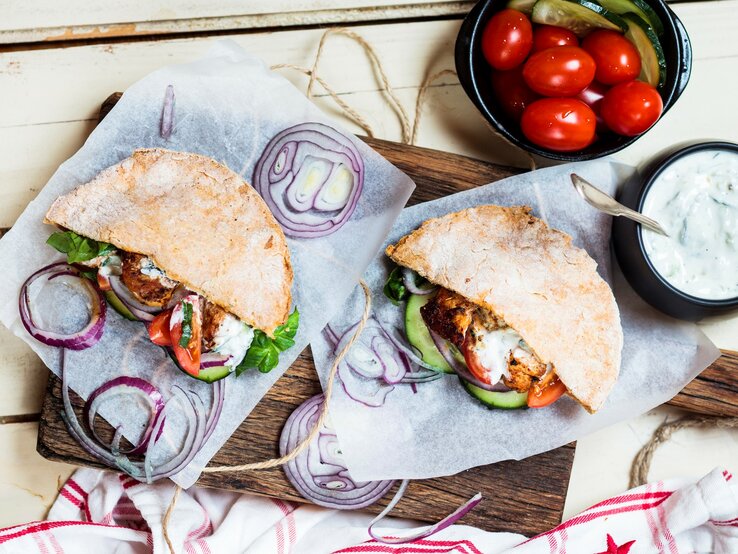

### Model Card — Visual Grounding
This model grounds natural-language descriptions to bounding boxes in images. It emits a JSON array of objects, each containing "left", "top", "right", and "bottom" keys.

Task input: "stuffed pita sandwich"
[
  {"left": 44, "top": 148, "right": 297, "bottom": 383},
  {"left": 383, "top": 205, "right": 622, "bottom": 413}
]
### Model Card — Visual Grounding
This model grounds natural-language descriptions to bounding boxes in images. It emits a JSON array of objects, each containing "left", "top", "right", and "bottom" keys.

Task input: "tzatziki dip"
[{"left": 641, "top": 148, "right": 738, "bottom": 300}]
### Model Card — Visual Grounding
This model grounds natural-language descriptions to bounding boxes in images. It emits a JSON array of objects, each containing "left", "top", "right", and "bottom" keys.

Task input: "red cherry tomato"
[
  {"left": 576, "top": 81, "right": 609, "bottom": 130},
  {"left": 600, "top": 80, "right": 663, "bottom": 136},
  {"left": 170, "top": 296, "right": 202, "bottom": 377},
  {"left": 532, "top": 25, "right": 578, "bottom": 53},
  {"left": 527, "top": 374, "right": 567, "bottom": 408},
  {"left": 522, "top": 46, "right": 595, "bottom": 97},
  {"left": 521, "top": 98, "right": 596, "bottom": 152},
  {"left": 490, "top": 67, "right": 539, "bottom": 120},
  {"left": 481, "top": 9, "right": 533, "bottom": 70},
  {"left": 582, "top": 30, "right": 642, "bottom": 85},
  {"left": 461, "top": 334, "right": 492, "bottom": 385},
  {"left": 148, "top": 310, "right": 172, "bottom": 347}
]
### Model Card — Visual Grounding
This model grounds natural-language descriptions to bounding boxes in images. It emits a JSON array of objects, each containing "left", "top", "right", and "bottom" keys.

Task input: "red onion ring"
[
  {"left": 160, "top": 84, "right": 175, "bottom": 139},
  {"left": 108, "top": 275, "right": 160, "bottom": 322},
  {"left": 59, "top": 348, "right": 225, "bottom": 483},
  {"left": 83, "top": 376, "right": 165, "bottom": 456},
  {"left": 280, "top": 394, "right": 396, "bottom": 509},
  {"left": 19, "top": 262, "right": 106, "bottom": 350},
  {"left": 253, "top": 122, "right": 364, "bottom": 238},
  {"left": 200, "top": 352, "right": 232, "bottom": 369},
  {"left": 368, "top": 479, "right": 482, "bottom": 543},
  {"left": 401, "top": 268, "right": 437, "bottom": 296}
]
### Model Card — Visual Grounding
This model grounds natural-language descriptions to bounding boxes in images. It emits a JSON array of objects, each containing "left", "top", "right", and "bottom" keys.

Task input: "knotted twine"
[{"left": 161, "top": 26, "right": 543, "bottom": 551}]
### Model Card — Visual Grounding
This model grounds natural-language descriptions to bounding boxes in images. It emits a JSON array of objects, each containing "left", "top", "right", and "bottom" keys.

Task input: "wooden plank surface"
[{"left": 36, "top": 131, "right": 575, "bottom": 536}]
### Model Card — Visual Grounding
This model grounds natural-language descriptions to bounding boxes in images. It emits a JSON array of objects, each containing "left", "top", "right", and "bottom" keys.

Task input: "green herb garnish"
[
  {"left": 179, "top": 302, "right": 193, "bottom": 348},
  {"left": 46, "top": 231, "right": 115, "bottom": 264},
  {"left": 236, "top": 308, "right": 299, "bottom": 375},
  {"left": 383, "top": 266, "right": 409, "bottom": 305}
]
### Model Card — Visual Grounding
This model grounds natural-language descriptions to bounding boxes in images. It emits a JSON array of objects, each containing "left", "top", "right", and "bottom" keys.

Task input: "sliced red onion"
[
  {"left": 401, "top": 268, "right": 437, "bottom": 296},
  {"left": 83, "top": 376, "right": 165, "bottom": 456},
  {"left": 58, "top": 348, "right": 225, "bottom": 483},
  {"left": 254, "top": 122, "right": 364, "bottom": 238},
  {"left": 368, "top": 479, "right": 482, "bottom": 543},
  {"left": 160, "top": 85, "right": 175, "bottom": 139},
  {"left": 19, "top": 262, "right": 106, "bottom": 350},
  {"left": 280, "top": 394, "right": 395, "bottom": 509},
  {"left": 333, "top": 317, "right": 411, "bottom": 407},
  {"left": 200, "top": 352, "right": 232, "bottom": 369},
  {"left": 108, "top": 275, "right": 161, "bottom": 322},
  {"left": 323, "top": 324, "right": 340, "bottom": 349},
  {"left": 377, "top": 319, "right": 444, "bottom": 373},
  {"left": 400, "top": 370, "right": 443, "bottom": 384}
]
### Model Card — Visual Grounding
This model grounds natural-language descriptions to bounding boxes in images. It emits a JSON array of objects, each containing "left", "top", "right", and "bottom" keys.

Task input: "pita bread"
[
  {"left": 45, "top": 148, "right": 292, "bottom": 336},
  {"left": 386, "top": 205, "right": 622, "bottom": 413}
]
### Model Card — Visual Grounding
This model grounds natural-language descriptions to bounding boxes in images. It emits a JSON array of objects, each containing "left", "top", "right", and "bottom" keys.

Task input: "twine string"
[
  {"left": 630, "top": 414, "right": 738, "bottom": 489},
  {"left": 162, "top": 485, "right": 181, "bottom": 554}
]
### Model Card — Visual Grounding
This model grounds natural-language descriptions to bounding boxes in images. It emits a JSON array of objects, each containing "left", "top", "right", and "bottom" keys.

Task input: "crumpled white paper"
[
  {"left": 311, "top": 160, "right": 720, "bottom": 482},
  {"left": 0, "top": 40, "right": 414, "bottom": 488}
]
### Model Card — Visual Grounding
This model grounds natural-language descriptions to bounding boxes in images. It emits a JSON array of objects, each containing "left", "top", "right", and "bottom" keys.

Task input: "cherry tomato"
[
  {"left": 96, "top": 271, "right": 111, "bottom": 292},
  {"left": 521, "top": 98, "right": 596, "bottom": 152},
  {"left": 600, "top": 80, "right": 663, "bottom": 136},
  {"left": 527, "top": 374, "right": 567, "bottom": 408},
  {"left": 170, "top": 296, "right": 202, "bottom": 377},
  {"left": 148, "top": 310, "right": 172, "bottom": 346},
  {"left": 461, "top": 334, "right": 492, "bottom": 385},
  {"left": 490, "top": 67, "right": 539, "bottom": 120},
  {"left": 522, "top": 46, "right": 595, "bottom": 97},
  {"left": 532, "top": 25, "right": 578, "bottom": 53},
  {"left": 576, "top": 81, "right": 609, "bottom": 131},
  {"left": 481, "top": 9, "right": 533, "bottom": 70},
  {"left": 581, "top": 30, "right": 641, "bottom": 85}
]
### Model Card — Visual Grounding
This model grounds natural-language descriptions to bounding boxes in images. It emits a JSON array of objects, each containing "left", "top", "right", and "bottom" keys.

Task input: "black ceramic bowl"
[
  {"left": 612, "top": 142, "right": 738, "bottom": 321},
  {"left": 455, "top": 0, "right": 693, "bottom": 161}
]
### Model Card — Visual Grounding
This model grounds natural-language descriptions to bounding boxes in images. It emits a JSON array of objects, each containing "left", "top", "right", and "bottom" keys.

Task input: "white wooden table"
[{"left": 2, "top": 0, "right": 738, "bottom": 530}]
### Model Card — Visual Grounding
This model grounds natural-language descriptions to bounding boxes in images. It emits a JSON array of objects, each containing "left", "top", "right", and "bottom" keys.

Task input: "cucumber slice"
[
  {"left": 623, "top": 13, "right": 666, "bottom": 88},
  {"left": 104, "top": 290, "right": 137, "bottom": 321},
  {"left": 166, "top": 348, "right": 233, "bottom": 382},
  {"left": 506, "top": 0, "right": 538, "bottom": 14},
  {"left": 461, "top": 379, "right": 528, "bottom": 409},
  {"left": 532, "top": 0, "right": 627, "bottom": 37},
  {"left": 405, "top": 294, "right": 454, "bottom": 374},
  {"left": 195, "top": 365, "right": 232, "bottom": 383},
  {"left": 594, "top": 0, "right": 664, "bottom": 36}
]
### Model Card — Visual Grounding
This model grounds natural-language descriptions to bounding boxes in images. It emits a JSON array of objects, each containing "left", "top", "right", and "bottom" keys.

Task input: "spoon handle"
[{"left": 613, "top": 206, "right": 670, "bottom": 237}]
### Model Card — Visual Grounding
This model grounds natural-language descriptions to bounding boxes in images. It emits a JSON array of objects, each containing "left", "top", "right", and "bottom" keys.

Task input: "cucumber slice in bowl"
[
  {"left": 461, "top": 378, "right": 528, "bottom": 409},
  {"left": 405, "top": 293, "right": 454, "bottom": 374},
  {"left": 532, "top": 0, "right": 627, "bottom": 37},
  {"left": 594, "top": 0, "right": 665, "bottom": 36},
  {"left": 623, "top": 13, "right": 666, "bottom": 88},
  {"left": 506, "top": 0, "right": 537, "bottom": 14}
]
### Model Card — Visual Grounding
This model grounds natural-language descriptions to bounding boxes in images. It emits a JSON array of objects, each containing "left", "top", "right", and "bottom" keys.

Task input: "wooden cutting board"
[{"left": 36, "top": 93, "right": 738, "bottom": 536}]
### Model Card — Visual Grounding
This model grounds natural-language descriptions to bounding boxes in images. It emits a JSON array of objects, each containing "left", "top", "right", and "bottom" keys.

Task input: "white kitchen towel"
[{"left": 0, "top": 467, "right": 736, "bottom": 553}]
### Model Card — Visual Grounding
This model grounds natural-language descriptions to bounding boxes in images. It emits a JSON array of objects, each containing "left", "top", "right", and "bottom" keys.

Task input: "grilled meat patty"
[
  {"left": 120, "top": 252, "right": 178, "bottom": 307},
  {"left": 202, "top": 300, "right": 229, "bottom": 349},
  {"left": 420, "top": 287, "right": 548, "bottom": 391}
]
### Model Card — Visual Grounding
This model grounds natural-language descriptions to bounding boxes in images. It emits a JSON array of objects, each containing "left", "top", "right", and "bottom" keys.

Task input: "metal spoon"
[{"left": 570, "top": 173, "right": 669, "bottom": 237}]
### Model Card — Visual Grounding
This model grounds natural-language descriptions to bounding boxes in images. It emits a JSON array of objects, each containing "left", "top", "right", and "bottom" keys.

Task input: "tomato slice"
[
  {"left": 461, "top": 334, "right": 492, "bottom": 385},
  {"left": 96, "top": 271, "right": 112, "bottom": 291},
  {"left": 527, "top": 374, "right": 567, "bottom": 408},
  {"left": 169, "top": 296, "right": 202, "bottom": 377},
  {"left": 148, "top": 310, "right": 173, "bottom": 346}
]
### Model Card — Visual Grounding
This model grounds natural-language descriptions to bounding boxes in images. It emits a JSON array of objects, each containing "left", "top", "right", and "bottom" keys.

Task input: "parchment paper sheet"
[
  {"left": 0, "top": 41, "right": 415, "bottom": 487},
  {"left": 311, "top": 160, "right": 720, "bottom": 482}
]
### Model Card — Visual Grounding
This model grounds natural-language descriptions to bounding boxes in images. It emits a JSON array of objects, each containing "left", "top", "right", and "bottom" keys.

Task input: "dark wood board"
[{"left": 36, "top": 93, "right": 737, "bottom": 536}]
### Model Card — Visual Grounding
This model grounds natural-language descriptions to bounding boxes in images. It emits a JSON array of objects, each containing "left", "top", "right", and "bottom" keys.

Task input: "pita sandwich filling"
[
  {"left": 384, "top": 205, "right": 623, "bottom": 413},
  {"left": 41, "top": 148, "right": 296, "bottom": 382}
]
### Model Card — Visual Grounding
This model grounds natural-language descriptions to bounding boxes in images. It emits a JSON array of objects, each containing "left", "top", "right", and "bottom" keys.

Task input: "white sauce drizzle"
[
  {"left": 212, "top": 314, "right": 254, "bottom": 368},
  {"left": 642, "top": 149, "right": 738, "bottom": 300},
  {"left": 473, "top": 327, "right": 528, "bottom": 385}
]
